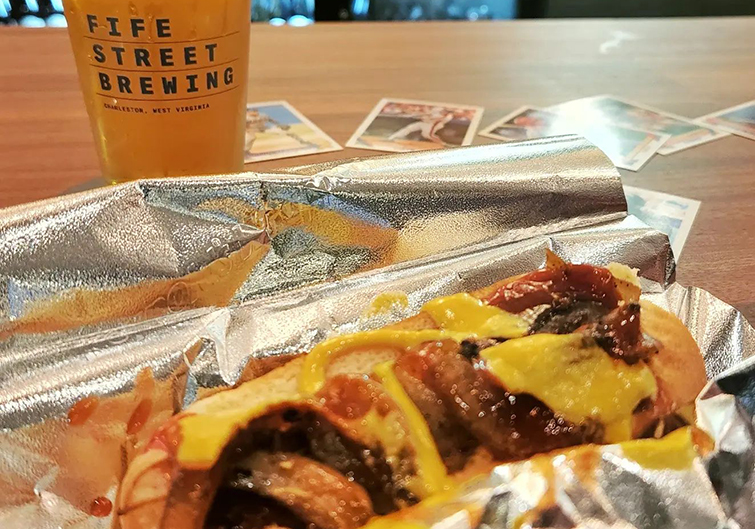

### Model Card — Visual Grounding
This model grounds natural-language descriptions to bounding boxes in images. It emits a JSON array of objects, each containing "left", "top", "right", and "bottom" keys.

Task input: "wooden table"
[{"left": 1, "top": 18, "right": 754, "bottom": 321}]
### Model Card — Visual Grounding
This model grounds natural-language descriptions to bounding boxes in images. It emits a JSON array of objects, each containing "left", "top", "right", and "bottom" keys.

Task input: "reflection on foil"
[
  {"left": 0, "top": 137, "right": 753, "bottom": 529},
  {"left": 1, "top": 238, "right": 266, "bottom": 338},
  {"left": 0, "top": 136, "right": 622, "bottom": 343}
]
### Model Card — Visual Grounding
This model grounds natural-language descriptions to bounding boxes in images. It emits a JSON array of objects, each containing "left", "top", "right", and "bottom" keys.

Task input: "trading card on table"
[
  {"left": 480, "top": 106, "right": 669, "bottom": 171},
  {"left": 697, "top": 100, "right": 755, "bottom": 141},
  {"left": 244, "top": 101, "right": 342, "bottom": 163},
  {"left": 581, "top": 121, "right": 670, "bottom": 171},
  {"left": 346, "top": 98, "right": 484, "bottom": 153},
  {"left": 479, "top": 106, "right": 574, "bottom": 141},
  {"left": 624, "top": 185, "right": 701, "bottom": 259},
  {"left": 548, "top": 95, "right": 728, "bottom": 155}
]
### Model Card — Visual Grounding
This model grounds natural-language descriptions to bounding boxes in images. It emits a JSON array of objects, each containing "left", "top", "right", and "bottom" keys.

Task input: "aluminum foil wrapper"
[{"left": 0, "top": 136, "right": 752, "bottom": 529}]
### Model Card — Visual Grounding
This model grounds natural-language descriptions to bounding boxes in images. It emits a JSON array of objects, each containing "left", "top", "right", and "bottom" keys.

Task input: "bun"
[{"left": 632, "top": 300, "right": 706, "bottom": 433}]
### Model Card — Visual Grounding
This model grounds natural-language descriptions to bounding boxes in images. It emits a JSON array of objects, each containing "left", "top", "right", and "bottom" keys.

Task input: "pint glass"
[{"left": 63, "top": 0, "right": 251, "bottom": 183}]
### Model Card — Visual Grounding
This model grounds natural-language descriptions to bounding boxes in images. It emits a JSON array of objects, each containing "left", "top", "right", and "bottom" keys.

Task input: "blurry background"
[{"left": 2, "top": 0, "right": 755, "bottom": 27}]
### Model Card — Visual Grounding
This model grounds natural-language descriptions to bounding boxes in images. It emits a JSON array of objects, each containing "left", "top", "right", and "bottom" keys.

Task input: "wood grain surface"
[{"left": 0, "top": 18, "right": 753, "bottom": 321}]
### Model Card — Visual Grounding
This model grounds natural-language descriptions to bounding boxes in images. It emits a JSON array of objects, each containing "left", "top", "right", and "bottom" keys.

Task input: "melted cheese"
[
  {"left": 177, "top": 397, "right": 296, "bottom": 468},
  {"left": 373, "top": 361, "right": 453, "bottom": 497},
  {"left": 299, "top": 294, "right": 527, "bottom": 395},
  {"left": 620, "top": 426, "right": 700, "bottom": 470},
  {"left": 421, "top": 293, "right": 529, "bottom": 338},
  {"left": 481, "top": 334, "right": 657, "bottom": 442}
]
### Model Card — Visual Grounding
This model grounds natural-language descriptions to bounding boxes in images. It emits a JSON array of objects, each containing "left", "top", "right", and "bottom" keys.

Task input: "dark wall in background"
[
  {"left": 318, "top": 0, "right": 755, "bottom": 21},
  {"left": 543, "top": 0, "right": 755, "bottom": 17},
  {"left": 317, "top": 0, "right": 517, "bottom": 21},
  {"left": 4, "top": 0, "right": 755, "bottom": 27}
]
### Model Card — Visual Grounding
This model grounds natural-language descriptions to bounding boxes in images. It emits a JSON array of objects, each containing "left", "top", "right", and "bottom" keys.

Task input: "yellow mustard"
[
  {"left": 373, "top": 361, "right": 453, "bottom": 498},
  {"left": 364, "top": 291, "right": 410, "bottom": 316}
]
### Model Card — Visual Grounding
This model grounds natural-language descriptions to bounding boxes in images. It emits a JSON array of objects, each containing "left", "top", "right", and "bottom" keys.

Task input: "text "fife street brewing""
[{"left": 87, "top": 15, "right": 235, "bottom": 97}]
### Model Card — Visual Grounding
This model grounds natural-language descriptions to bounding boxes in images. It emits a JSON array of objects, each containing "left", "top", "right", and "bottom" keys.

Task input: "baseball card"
[
  {"left": 548, "top": 95, "right": 727, "bottom": 155},
  {"left": 244, "top": 101, "right": 342, "bottom": 163},
  {"left": 347, "top": 98, "right": 484, "bottom": 153},
  {"left": 480, "top": 106, "right": 669, "bottom": 171},
  {"left": 697, "top": 100, "right": 755, "bottom": 141},
  {"left": 624, "top": 185, "right": 701, "bottom": 258}
]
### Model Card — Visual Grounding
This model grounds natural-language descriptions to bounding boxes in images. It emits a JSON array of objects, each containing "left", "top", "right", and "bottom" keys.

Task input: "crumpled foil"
[{"left": 0, "top": 136, "right": 752, "bottom": 529}]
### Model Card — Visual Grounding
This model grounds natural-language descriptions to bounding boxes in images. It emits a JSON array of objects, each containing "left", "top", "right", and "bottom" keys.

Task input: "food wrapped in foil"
[{"left": 0, "top": 136, "right": 752, "bottom": 529}]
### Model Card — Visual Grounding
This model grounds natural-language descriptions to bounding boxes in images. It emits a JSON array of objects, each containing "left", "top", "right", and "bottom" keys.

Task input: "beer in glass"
[{"left": 63, "top": 0, "right": 251, "bottom": 183}]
